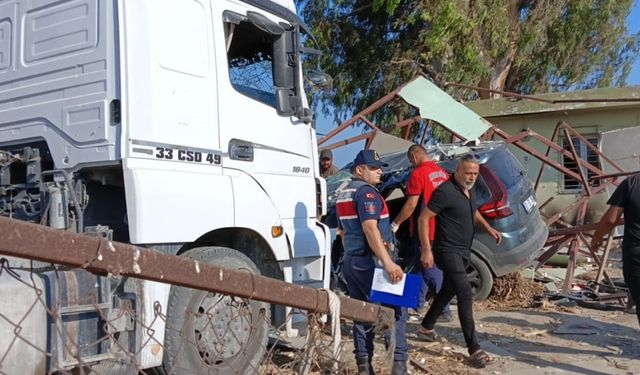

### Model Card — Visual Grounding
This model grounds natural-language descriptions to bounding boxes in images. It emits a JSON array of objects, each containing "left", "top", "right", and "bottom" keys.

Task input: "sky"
[
  {"left": 317, "top": 1, "right": 640, "bottom": 168},
  {"left": 627, "top": 1, "right": 640, "bottom": 85}
]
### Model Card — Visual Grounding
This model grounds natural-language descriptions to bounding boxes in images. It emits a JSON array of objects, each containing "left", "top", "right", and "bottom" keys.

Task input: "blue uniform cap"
[{"left": 352, "top": 149, "right": 388, "bottom": 169}]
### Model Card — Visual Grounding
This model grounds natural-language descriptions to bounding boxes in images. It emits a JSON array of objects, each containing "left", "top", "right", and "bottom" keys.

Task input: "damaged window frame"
[
  {"left": 561, "top": 134, "right": 602, "bottom": 192},
  {"left": 223, "top": 10, "right": 329, "bottom": 122}
]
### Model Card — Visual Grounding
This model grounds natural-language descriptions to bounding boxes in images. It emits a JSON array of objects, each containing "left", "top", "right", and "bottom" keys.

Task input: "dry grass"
[{"left": 481, "top": 272, "right": 545, "bottom": 309}]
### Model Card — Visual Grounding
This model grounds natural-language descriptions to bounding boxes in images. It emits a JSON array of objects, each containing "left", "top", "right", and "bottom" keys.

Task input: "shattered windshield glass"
[{"left": 225, "top": 20, "right": 276, "bottom": 107}]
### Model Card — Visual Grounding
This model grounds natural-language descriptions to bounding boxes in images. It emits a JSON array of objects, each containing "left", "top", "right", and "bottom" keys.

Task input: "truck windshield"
[{"left": 225, "top": 20, "right": 277, "bottom": 107}]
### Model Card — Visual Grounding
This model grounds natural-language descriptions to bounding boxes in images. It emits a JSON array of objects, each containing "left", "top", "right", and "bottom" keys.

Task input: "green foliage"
[{"left": 298, "top": 0, "right": 640, "bottom": 126}]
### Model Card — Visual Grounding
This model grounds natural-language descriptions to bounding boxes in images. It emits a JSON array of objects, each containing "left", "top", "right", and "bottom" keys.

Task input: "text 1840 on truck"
[{"left": 0, "top": 0, "right": 332, "bottom": 373}]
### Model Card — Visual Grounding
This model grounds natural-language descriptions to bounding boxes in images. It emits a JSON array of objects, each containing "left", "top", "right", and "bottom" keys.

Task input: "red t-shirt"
[{"left": 406, "top": 161, "right": 449, "bottom": 240}]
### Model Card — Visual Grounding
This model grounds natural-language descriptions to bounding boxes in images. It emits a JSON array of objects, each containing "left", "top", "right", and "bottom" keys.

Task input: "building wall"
[{"left": 485, "top": 106, "right": 640, "bottom": 225}]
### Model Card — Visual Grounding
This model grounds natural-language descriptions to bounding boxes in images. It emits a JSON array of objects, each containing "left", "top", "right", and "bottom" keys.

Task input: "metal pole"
[
  {"left": 0, "top": 217, "right": 395, "bottom": 328},
  {"left": 321, "top": 133, "right": 373, "bottom": 151},
  {"left": 318, "top": 88, "right": 401, "bottom": 146},
  {"left": 562, "top": 200, "right": 588, "bottom": 292},
  {"left": 534, "top": 123, "right": 561, "bottom": 192},
  {"left": 562, "top": 127, "right": 591, "bottom": 196}
]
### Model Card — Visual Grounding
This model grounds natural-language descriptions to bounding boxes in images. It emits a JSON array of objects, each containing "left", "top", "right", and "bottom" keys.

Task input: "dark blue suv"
[{"left": 325, "top": 141, "right": 548, "bottom": 300}]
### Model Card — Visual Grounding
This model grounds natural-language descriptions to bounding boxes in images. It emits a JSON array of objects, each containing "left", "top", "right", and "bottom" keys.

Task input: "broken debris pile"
[{"left": 485, "top": 272, "right": 544, "bottom": 308}]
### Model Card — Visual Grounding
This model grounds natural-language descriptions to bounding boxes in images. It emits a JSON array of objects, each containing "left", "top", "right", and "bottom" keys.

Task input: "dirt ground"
[
  {"left": 265, "top": 268, "right": 638, "bottom": 375},
  {"left": 398, "top": 305, "right": 639, "bottom": 375},
  {"left": 351, "top": 272, "right": 639, "bottom": 375}
]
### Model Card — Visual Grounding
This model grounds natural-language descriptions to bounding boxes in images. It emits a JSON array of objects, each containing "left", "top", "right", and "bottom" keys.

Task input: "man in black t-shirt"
[
  {"left": 592, "top": 173, "right": 640, "bottom": 327},
  {"left": 415, "top": 154, "right": 502, "bottom": 368}
]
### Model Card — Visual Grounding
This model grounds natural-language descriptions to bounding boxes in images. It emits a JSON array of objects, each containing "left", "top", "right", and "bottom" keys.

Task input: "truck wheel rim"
[{"left": 193, "top": 292, "right": 252, "bottom": 365}]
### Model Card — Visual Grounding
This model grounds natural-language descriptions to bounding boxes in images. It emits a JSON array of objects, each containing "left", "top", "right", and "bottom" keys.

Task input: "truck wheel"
[
  {"left": 467, "top": 253, "right": 494, "bottom": 301},
  {"left": 163, "top": 247, "right": 269, "bottom": 374}
]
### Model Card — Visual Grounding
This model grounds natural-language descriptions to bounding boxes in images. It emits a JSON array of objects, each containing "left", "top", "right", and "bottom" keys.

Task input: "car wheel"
[
  {"left": 163, "top": 247, "right": 269, "bottom": 374},
  {"left": 467, "top": 253, "right": 494, "bottom": 301}
]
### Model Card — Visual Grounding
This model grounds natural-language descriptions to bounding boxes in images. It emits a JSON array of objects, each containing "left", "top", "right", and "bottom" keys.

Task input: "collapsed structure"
[{"left": 319, "top": 75, "right": 640, "bottom": 306}]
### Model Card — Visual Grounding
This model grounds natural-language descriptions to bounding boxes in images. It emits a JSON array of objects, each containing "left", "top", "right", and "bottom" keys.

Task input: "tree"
[{"left": 298, "top": 0, "right": 640, "bottom": 122}]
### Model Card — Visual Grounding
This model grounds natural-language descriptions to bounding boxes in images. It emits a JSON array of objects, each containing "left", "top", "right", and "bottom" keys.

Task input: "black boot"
[
  {"left": 356, "top": 357, "right": 377, "bottom": 375},
  {"left": 356, "top": 357, "right": 369, "bottom": 375},
  {"left": 391, "top": 360, "right": 409, "bottom": 375}
]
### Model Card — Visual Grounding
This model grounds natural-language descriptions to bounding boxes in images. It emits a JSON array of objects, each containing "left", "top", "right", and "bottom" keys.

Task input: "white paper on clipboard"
[{"left": 371, "top": 268, "right": 406, "bottom": 296}]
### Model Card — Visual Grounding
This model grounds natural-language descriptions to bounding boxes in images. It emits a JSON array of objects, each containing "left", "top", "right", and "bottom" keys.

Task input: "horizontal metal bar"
[
  {"left": 59, "top": 303, "right": 111, "bottom": 315},
  {"left": 548, "top": 219, "right": 624, "bottom": 237},
  {"left": 62, "top": 353, "right": 113, "bottom": 369},
  {"left": 589, "top": 170, "right": 640, "bottom": 180},
  {"left": 321, "top": 132, "right": 374, "bottom": 151},
  {"left": 597, "top": 292, "right": 628, "bottom": 301},
  {"left": 0, "top": 217, "right": 394, "bottom": 328}
]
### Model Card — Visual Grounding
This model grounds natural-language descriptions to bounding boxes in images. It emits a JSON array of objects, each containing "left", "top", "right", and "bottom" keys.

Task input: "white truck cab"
[{"left": 0, "top": 0, "right": 330, "bottom": 373}]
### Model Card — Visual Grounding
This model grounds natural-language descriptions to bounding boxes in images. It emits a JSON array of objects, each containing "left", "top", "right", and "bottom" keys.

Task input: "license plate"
[{"left": 522, "top": 195, "right": 536, "bottom": 213}]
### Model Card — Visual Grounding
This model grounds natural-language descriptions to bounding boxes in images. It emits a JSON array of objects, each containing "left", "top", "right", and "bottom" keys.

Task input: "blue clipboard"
[{"left": 369, "top": 272, "right": 421, "bottom": 308}]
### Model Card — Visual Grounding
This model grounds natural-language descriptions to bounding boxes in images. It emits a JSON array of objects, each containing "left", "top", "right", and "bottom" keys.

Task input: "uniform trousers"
[{"left": 343, "top": 254, "right": 408, "bottom": 362}]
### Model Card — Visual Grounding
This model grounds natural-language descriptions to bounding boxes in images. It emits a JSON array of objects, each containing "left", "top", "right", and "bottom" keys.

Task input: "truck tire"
[
  {"left": 163, "top": 247, "right": 269, "bottom": 374},
  {"left": 467, "top": 253, "right": 494, "bottom": 301}
]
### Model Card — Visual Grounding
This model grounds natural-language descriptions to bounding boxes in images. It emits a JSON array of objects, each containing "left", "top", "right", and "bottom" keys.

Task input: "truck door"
[
  {"left": 120, "top": 0, "right": 233, "bottom": 244},
  {"left": 211, "top": 2, "right": 318, "bottom": 223}
]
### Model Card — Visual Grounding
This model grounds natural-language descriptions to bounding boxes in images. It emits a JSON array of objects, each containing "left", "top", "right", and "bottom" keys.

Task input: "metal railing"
[{"left": 0, "top": 217, "right": 395, "bottom": 374}]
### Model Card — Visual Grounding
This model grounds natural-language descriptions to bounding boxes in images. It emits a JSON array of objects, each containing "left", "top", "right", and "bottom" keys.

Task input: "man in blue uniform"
[{"left": 336, "top": 149, "right": 408, "bottom": 375}]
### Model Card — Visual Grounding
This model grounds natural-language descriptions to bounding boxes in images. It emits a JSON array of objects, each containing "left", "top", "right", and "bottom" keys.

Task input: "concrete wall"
[{"left": 485, "top": 106, "right": 640, "bottom": 225}]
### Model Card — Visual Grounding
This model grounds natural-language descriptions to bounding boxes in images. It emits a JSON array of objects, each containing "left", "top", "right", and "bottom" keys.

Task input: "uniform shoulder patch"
[{"left": 364, "top": 201, "right": 377, "bottom": 214}]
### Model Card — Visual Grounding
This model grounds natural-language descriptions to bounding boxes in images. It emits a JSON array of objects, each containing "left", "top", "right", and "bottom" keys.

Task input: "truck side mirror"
[
  {"left": 273, "top": 30, "right": 302, "bottom": 117},
  {"left": 246, "top": 11, "right": 301, "bottom": 117},
  {"left": 307, "top": 69, "right": 332, "bottom": 91}
]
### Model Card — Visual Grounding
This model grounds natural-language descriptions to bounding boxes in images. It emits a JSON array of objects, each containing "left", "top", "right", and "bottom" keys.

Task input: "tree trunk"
[{"left": 479, "top": 0, "right": 522, "bottom": 98}]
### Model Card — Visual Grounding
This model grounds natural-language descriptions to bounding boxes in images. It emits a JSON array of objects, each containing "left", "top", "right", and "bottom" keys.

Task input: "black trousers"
[
  {"left": 623, "top": 246, "right": 640, "bottom": 327},
  {"left": 420, "top": 250, "right": 480, "bottom": 355}
]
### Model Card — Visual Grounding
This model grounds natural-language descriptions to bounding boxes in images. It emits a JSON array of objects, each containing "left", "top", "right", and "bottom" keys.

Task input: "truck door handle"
[{"left": 229, "top": 140, "right": 254, "bottom": 162}]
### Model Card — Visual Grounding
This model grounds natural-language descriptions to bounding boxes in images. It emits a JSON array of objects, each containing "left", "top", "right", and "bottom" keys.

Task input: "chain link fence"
[{"left": 0, "top": 217, "right": 395, "bottom": 375}]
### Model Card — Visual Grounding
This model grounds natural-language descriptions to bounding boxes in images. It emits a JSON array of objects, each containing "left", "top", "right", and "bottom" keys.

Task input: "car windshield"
[{"left": 326, "top": 168, "right": 353, "bottom": 203}]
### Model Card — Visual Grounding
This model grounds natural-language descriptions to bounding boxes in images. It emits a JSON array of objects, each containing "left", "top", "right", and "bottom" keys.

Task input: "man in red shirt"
[{"left": 391, "top": 144, "right": 451, "bottom": 319}]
